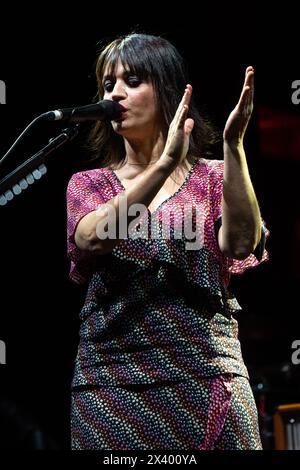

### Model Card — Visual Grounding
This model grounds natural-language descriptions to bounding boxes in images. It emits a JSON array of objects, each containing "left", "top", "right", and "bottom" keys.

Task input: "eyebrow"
[
  {"left": 102, "top": 74, "right": 113, "bottom": 83},
  {"left": 102, "top": 69, "right": 136, "bottom": 83}
]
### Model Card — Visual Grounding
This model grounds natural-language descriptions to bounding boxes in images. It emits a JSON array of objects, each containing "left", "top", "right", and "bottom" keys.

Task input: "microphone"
[{"left": 42, "top": 100, "right": 122, "bottom": 122}]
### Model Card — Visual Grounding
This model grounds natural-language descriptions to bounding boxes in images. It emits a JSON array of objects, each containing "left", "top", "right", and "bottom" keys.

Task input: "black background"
[{"left": 0, "top": 5, "right": 300, "bottom": 450}]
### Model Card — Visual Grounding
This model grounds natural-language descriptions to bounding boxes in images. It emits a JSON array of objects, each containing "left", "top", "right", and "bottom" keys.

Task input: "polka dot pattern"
[
  {"left": 71, "top": 375, "right": 262, "bottom": 450},
  {"left": 66, "top": 158, "right": 267, "bottom": 449}
]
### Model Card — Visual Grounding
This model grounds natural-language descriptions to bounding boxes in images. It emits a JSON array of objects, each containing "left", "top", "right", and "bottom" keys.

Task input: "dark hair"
[{"left": 88, "top": 33, "right": 220, "bottom": 168}]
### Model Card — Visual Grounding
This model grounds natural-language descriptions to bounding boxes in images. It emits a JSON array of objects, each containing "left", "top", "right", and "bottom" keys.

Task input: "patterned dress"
[{"left": 66, "top": 158, "right": 268, "bottom": 450}]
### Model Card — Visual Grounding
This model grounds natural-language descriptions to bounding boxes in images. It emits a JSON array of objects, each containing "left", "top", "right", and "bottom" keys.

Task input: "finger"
[
  {"left": 244, "top": 66, "right": 254, "bottom": 90},
  {"left": 177, "top": 104, "right": 189, "bottom": 129},
  {"left": 180, "top": 84, "right": 192, "bottom": 104},
  {"left": 238, "top": 68, "right": 254, "bottom": 109},
  {"left": 237, "top": 86, "right": 253, "bottom": 112},
  {"left": 247, "top": 69, "right": 254, "bottom": 102},
  {"left": 184, "top": 117, "right": 194, "bottom": 135},
  {"left": 173, "top": 84, "right": 193, "bottom": 123},
  {"left": 183, "top": 84, "right": 193, "bottom": 105}
]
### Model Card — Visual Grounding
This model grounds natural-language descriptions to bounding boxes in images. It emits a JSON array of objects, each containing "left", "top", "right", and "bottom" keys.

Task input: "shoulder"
[
  {"left": 66, "top": 167, "right": 121, "bottom": 205},
  {"left": 192, "top": 157, "right": 224, "bottom": 179},
  {"left": 68, "top": 167, "right": 110, "bottom": 184},
  {"left": 67, "top": 167, "right": 116, "bottom": 191},
  {"left": 201, "top": 158, "right": 224, "bottom": 172},
  {"left": 200, "top": 158, "right": 224, "bottom": 185}
]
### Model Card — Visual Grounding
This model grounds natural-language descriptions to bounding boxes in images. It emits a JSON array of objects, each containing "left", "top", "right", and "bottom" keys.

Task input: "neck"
[{"left": 123, "top": 131, "right": 166, "bottom": 166}]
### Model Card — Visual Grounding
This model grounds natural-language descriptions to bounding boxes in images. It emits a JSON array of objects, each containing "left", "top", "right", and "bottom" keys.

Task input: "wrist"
[
  {"left": 223, "top": 138, "right": 244, "bottom": 151},
  {"left": 155, "top": 155, "right": 177, "bottom": 174}
]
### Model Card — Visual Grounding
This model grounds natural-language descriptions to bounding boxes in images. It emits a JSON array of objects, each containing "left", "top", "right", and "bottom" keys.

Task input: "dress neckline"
[{"left": 109, "top": 160, "right": 199, "bottom": 216}]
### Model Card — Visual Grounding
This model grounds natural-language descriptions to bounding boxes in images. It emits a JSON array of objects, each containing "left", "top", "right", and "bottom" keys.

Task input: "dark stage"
[{"left": 0, "top": 8, "right": 299, "bottom": 453}]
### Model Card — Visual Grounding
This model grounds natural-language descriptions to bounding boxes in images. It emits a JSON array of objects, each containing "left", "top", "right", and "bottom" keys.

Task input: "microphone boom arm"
[{"left": 0, "top": 125, "right": 80, "bottom": 206}]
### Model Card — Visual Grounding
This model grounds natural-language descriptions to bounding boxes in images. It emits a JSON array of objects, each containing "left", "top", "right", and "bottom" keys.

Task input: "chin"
[{"left": 114, "top": 123, "right": 137, "bottom": 138}]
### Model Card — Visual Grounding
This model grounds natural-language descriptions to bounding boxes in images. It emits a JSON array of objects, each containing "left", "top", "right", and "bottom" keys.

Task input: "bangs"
[{"left": 101, "top": 38, "right": 154, "bottom": 83}]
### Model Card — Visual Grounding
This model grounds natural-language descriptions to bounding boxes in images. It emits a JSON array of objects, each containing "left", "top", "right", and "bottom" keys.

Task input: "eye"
[
  {"left": 127, "top": 75, "right": 141, "bottom": 87},
  {"left": 103, "top": 80, "right": 114, "bottom": 92}
]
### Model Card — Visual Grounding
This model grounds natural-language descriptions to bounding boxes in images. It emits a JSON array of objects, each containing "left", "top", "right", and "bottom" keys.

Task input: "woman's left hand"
[{"left": 223, "top": 66, "right": 254, "bottom": 146}]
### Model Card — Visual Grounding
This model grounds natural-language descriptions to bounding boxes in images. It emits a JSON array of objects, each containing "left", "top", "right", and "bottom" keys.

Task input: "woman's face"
[{"left": 102, "top": 59, "right": 162, "bottom": 139}]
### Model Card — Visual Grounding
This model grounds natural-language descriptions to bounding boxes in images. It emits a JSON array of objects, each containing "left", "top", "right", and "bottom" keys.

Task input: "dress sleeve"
[
  {"left": 66, "top": 170, "right": 110, "bottom": 284},
  {"left": 209, "top": 159, "right": 269, "bottom": 276}
]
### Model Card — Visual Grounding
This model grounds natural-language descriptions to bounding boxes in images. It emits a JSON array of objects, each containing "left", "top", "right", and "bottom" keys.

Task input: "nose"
[{"left": 111, "top": 80, "right": 127, "bottom": 101}]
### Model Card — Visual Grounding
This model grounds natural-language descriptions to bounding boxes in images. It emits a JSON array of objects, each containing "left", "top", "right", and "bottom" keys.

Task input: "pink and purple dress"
[{"left": 66, "top": 158, "right": 268, "bottom": 449}]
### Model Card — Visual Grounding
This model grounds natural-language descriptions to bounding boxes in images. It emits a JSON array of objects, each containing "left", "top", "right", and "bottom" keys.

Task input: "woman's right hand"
[{"left": 158, "top": 84, "right": 194, "bottom": 170}]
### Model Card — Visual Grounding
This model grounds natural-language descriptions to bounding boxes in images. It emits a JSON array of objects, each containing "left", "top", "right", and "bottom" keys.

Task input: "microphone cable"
[{"left": 0, "top": 113, "right": 49, "bottom": 169}]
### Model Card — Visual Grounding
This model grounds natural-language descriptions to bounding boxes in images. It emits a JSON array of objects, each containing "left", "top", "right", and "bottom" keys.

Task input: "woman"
[{"left": 67, "top": 33, "right": 268, "bottom": 450}]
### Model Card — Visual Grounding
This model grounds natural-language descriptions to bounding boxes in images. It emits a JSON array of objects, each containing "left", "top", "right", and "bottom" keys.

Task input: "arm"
[
  {"left": 75, "top": 86, "right": 194, "bottom": 255},
  {"left": 218, "top": 66, "right": 262, "bottom": 260},
  {"left": 75, "top": 163, "right": 175, "bottom": 254}
]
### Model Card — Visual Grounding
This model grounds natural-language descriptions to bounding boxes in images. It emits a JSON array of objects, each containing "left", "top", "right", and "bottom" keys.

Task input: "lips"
[
  {"left": 112, "top": 103, "right": 128, "bottom": 122},
  {"left": 118, "top": 104, "right": 128, "bottom": 112}
]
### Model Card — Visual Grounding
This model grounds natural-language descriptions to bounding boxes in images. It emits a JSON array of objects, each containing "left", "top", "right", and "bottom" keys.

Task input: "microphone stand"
[{"left": 0, "top": 125, "right": 80, "bottom": 206}]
